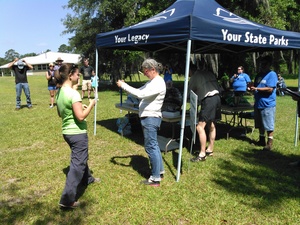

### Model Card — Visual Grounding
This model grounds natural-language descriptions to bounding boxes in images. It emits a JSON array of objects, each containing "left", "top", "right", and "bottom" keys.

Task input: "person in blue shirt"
[
  {"left": 250, "top": 55, "right": 278, "bottom": 151},
  {"left": 230, "top": 66, "right": 251, "bottom": 106},
  {"left": 276, "top": 73, "right": 286, "bottom": 96},
  {"left": 163, "top": 64, "right": 173, "bottom": 88}
]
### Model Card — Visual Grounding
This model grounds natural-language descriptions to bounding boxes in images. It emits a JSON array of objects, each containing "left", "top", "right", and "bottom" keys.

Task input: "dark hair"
[
  {"left": 54, "top": 64, "right": 78, "bottom": 87},
  {"left": 259, "top": 55, "right": 273, "bottom": 64}
]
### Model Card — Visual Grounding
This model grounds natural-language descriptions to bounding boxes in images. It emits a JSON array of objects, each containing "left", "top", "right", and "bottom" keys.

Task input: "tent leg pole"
[
  {"left": 94, "top": 48, "right": 99, "bottom": 136},
  {"left": 176, "top": 40, "right": 192, "bottom": 182}
]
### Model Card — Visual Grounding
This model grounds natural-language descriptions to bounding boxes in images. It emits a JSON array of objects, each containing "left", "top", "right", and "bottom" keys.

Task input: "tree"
[
  {"left": 62, "top": 0, "right": 175, "bottom": 81},
  {"left": 5, "top": 49, "right": 20, "bottom": 62},
  {"left": 0, "top": 57, "right": 8, "bottom": 66},
  {"left": 21, "top": 53, "right": 37, "bottom": 58},
  {"left": 58, "top": 44, "right": 74, "bottom": 53},
  {"left": 216, "top": 0, "right": 300, "bottom": 75}
]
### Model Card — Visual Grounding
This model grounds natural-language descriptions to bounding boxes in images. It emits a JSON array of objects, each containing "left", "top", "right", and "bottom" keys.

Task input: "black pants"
[{"left": 60, "top": 133, "right": 94, "bottom": 205}]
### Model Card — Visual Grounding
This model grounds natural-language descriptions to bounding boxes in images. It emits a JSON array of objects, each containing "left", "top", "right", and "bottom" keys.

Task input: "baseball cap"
[{"left": 17, "top": 60, "right": 25, "bottom": 69}]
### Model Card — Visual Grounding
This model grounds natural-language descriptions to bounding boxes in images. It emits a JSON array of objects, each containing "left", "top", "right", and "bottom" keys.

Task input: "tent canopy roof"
[{"left": 96, "top": 0, "right": 300, "bottom": 53}]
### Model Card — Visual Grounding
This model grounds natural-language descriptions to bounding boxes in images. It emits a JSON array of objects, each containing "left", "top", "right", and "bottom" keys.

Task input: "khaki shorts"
[{"left": 82, "top": 80, "right": 92, "bottom": 91}]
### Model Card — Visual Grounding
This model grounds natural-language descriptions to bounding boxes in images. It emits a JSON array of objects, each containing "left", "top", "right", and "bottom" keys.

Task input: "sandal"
[
  {"left": 205, "top": 151, "right": 214, "bottom": 156},
  {"left": 190, "top": 155, "right": 206, "bottom": 162}
]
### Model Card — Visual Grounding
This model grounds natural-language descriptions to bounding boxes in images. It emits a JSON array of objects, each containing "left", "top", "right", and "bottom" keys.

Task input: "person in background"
[
  {"left": 276, "top": 73, "right": 286, "bottom": 96},
  {"left": 230, "top": 66, "right": 251, "bottom": 106},
  {"left": 55, "top": 63, "right": 99, "bottom": 209},
  {"left": 188, "top": 63, "right": 221, "bottom": 162},
  {"left": 250, "top": 55, "right": 278, "bottom": 151},
  {"left": 163, "top": 64, "right": 173, "bottom": 88},
  {"left": 8, "top": 58, "right": 33, "bottom": 110},
  {"left": 91, "top": 73, "right": 99, "bottom": 98},
  {"left": 54, "top": 57, "right": 64, "bottom": 71},
  {"left": 45, "top": 63, "right": 57, "bottom": 108},
  {"left": 116, "top": 58, "right": 166, "bottom": 187},
  {"left": 80, "top": 58, "right": 95, "bottom": 99}
]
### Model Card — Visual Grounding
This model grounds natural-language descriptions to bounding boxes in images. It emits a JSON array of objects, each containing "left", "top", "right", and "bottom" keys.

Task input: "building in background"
[{"left": 0, "top": 52, "right": 81, "bottom": 76}]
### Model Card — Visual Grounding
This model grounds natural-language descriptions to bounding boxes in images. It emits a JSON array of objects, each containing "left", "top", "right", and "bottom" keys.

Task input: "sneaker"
[
  {"left": 49, "top": 105, "right": 54, "bottom": 108},
  {"left": 90, "top": 177, "right": 101, "bottom": 184},
  {"left": 141, "top": 179, "right": 160, "bottom": 187},
  {"left": 59, "top": 201, "right": 80, "bottom": 209},
  {"left": 94, "top": 177, "right": 101, "bottom": 183},
  {"left": 87, "top": 177, "right": 101, "bottom": 185}
]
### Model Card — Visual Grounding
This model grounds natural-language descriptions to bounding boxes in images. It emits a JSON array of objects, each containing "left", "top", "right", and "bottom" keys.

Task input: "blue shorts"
[
  {"left": 48, "top": 85, "right": 57, "bottom": 91},
  {"left": 254, "top": 107, "right": 276, "bottom": 131}
]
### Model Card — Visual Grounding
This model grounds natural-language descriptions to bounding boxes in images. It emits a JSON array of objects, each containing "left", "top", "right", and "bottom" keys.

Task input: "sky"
[{"left": 0, "top": 0, "right": 74, "bottom": 58}]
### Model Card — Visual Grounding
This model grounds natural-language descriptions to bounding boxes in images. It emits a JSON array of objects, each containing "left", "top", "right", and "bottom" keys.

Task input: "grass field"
[{"left": 1, "top": 75, "right": 300, "bottom": 225}]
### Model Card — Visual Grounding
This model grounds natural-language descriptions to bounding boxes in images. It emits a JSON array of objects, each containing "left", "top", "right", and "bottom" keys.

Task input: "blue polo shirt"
[{"left": 254, "top": 70, "right": 278, "bottom": 108}]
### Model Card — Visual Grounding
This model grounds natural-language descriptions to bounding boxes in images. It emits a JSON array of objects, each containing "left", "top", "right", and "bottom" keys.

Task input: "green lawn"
[{"left": 1, "top": 75, "right": 300, "bottom": 225}]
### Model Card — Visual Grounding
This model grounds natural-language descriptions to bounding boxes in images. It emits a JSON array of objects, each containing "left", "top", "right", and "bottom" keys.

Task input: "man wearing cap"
[
  {"left": 8, "top": 58, "right": 33, "bottom": 110},
  {"left": 54, "top": 57, "right": 64, "bottom": 71},
  {"left": 79, "top": 58, "right": 95, "bottom": 99}
]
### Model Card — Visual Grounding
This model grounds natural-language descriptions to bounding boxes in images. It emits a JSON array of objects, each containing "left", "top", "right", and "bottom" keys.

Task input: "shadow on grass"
[
  {"left": 110, "top": 155, "right": 150, "bottom": 178},
  {"left": 99, "top": 118, "right": 186, "bottom": 180},
  {"left": 97, "top": 117, "right": 191, "bottom": 150},
  {"left": 0, "top": 182, "right": 86, "bottom": 225},
  {"left": 97, "top": 118, "right": 144, "bottom": 146},
  {"left": 110, "top": 151, "right": 182, "bottom": 181},
  {"left": 212, "top": 147, "right": 300, "bottom": 210}
]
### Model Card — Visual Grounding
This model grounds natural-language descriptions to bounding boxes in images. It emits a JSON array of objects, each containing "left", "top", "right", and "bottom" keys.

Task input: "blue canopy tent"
[{"left": 95, "top": 0, "right": 300, "bottom": 181}]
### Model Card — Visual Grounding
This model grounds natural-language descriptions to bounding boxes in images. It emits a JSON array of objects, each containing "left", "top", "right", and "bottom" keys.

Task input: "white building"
[{"left": 0, "top": 52, "right": 81, "bottom": 76}]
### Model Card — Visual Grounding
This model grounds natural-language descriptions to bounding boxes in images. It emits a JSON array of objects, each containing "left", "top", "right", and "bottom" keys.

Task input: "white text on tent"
[
  {"left": 115, "top": 34, "right": 150, "bottom": 44},
  {"left": 221, "top": 29, "right": 289, "bottom": 46}
]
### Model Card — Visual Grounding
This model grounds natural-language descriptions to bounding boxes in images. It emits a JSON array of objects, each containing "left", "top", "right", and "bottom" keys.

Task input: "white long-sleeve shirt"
[{"left": 121, "top": 75, "right": 166, "bottom": 118}]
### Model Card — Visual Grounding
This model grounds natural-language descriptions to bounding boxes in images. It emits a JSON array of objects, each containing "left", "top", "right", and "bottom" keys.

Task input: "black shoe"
[
  {"left": 289, "top": 161, "right": 300, "bottom": 167},
  {"left": 59, "top": 201, "right": 80, "bottom": 209},
  {"left": 257, "top": 137, "right": 266, "bottom": 146},
  {"left": 205, "top": 151, "right": 214, "bottom": 156},
  {"left": 160, "top": 174, "right": 164, "bottom": 179},
  {"left": 190, "top": 155, "right": 206, "bottom": 162},
  {"left": 141, "top": 179, "right": 160, "bottom": 187}
]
